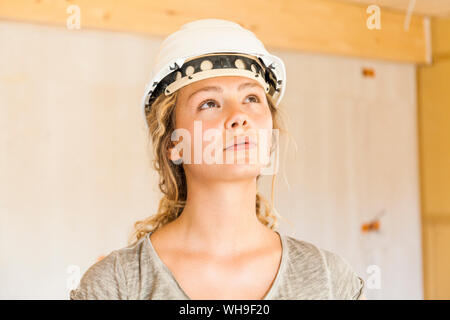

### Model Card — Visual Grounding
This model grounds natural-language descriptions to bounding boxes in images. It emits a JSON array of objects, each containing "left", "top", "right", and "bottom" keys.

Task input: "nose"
[{"left": 225, "top": 102, "right": 250, "bottom": 130}]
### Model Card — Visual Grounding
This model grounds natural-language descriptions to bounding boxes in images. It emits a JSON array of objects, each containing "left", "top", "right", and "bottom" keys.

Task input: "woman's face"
[{"left": 170, "top": 76, "right": 273, "bottom": 181}]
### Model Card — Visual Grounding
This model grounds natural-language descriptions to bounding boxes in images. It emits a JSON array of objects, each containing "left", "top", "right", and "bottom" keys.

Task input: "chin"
[
  {"left": 217, "top": 163, "right": 262, "bottom": 181},
  {"left": 187, "top": 163, "right": 262, "bottom": 182}
]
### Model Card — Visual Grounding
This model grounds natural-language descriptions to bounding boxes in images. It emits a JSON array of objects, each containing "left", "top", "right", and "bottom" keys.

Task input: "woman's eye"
[
  {"left": 198, "top": 100, "right": 219, "bottom": 110},
  {"left": 198, "top": 95, "right": 260, "bottom": 111},
  {"left": 245, "top": 95, "right": 260, "bottom": 103}
]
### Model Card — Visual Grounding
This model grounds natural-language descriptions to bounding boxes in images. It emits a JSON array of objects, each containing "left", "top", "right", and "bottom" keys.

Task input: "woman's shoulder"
[
  {"left": 282, "top": 234, "right": 365, "bottom": 300},
  {"left": 69, "top": 235, "right": 151, "bottom": 300}
]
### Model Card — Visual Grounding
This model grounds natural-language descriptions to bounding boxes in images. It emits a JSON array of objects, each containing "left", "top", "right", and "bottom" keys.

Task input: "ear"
[
  {"left": 167, "top": 145, "right": 178, "bottom": 161},
  {"left": 167, "top": 144, "right": 182, "bottom": 164}
]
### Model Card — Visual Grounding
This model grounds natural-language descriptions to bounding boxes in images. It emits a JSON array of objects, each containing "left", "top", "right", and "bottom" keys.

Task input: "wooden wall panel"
[
  {"left": 418, "top": 16, "right": 450, "bottom": 299},
  {"left": 423, "top": 220, "right": 450, "bottom": 299},
  {"left": 418, "top": 59, "right": 450, "bottom": 216},
  {"left": 432, "top": 18, "right": 450, "bottom": 59}
]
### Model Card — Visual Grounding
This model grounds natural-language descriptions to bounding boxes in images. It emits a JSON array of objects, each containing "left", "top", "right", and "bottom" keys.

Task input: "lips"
[{"left": 224, "top": 136, "right": 257, "bottom": 151}]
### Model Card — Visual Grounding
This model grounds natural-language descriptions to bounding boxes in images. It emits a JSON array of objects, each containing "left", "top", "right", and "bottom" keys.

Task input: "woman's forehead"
[{"left": 181, "top": 76, "right": 264, "bottom": 95}]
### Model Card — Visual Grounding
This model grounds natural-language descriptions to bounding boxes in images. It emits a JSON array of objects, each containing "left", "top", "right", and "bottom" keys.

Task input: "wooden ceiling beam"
[{"left": 0, "top": 0, "right": 429, "bottom": 63}]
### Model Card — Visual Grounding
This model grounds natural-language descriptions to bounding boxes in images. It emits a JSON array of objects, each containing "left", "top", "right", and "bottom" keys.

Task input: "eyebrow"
[{"left": 187, "top": 82, "right": 263, "bottom": 101}]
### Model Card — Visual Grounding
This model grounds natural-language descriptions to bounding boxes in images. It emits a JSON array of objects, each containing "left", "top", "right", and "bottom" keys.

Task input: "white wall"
[
  {"left": 269, "top": 51, "right": 423, "bottom": 299},
  {"left": 0, "top": 20, "right": 422, "bottom": 299}
]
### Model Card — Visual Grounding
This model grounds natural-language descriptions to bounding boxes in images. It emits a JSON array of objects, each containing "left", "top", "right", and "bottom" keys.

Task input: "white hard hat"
[{"left": 141, "top": 18, "right": 287, "bottom": 125}]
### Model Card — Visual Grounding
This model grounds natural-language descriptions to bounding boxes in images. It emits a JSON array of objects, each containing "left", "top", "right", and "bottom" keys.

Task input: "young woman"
[{"left": 70, "top": 19, "right": 365, "bottom": 300}]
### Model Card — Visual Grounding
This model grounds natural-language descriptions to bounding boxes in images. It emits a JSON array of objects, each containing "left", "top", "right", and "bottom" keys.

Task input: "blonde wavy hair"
[{"left": 128, "top": 87, "right": 290, "bottom": 246}]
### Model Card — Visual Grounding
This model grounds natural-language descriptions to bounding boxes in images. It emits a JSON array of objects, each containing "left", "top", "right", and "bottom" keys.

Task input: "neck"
[{"left": 169, "top": 174, "right": 269, "bottom": 256}]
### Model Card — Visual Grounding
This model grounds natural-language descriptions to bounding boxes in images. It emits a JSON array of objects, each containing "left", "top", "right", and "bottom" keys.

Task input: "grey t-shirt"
[{"left": 70, "top": 231, "right": 364, "bottom": 300}]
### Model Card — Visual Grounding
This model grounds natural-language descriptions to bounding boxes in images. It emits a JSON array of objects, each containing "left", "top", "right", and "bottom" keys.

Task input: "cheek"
[
  {"left": 178, "top": 121, "right": 220, "bottom": 154},
  {"left": 256, "top": 106, "right": 273, "bottom": 129}
]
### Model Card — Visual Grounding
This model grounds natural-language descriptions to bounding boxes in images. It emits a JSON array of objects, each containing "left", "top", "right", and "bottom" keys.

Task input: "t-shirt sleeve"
[
  {"left": 321, "top": 249, "right": 365, "bottom": 300},
  {"left": 69, "top": 250, "right": 128, "bottom": 300}
]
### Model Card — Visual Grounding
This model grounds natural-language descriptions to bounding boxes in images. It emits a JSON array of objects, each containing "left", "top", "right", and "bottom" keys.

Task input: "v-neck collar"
[{"left": 146, "top": 230, "right": 287, "bottom": 300}]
